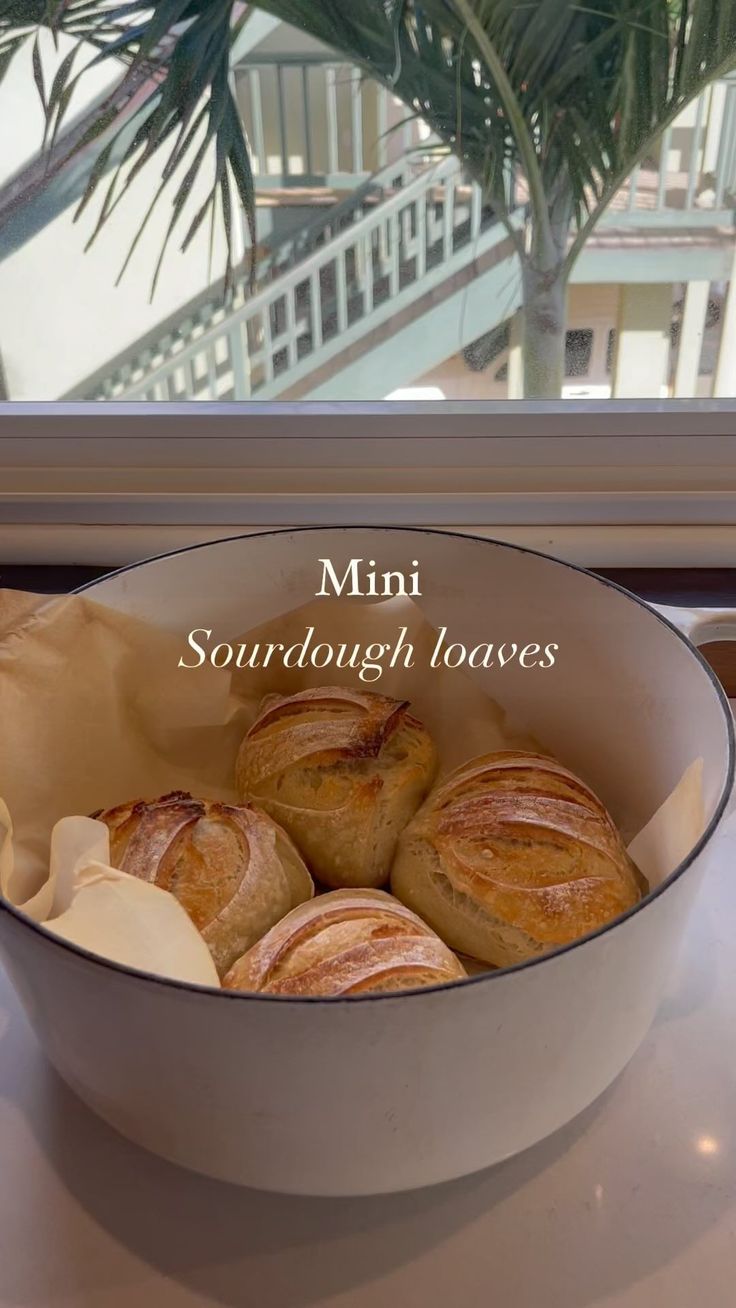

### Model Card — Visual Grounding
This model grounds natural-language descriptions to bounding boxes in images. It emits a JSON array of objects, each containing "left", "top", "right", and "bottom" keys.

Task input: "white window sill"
[{"left": 1, "top": 400, "right": 735, "bottom": 567}]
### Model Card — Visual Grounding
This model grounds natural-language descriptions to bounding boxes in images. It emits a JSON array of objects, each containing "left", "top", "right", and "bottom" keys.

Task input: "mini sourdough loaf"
[
  {"left": 94, "top": 791, "right": 313, "bottom": 977},
  {"left": 235, "top": 687, "right": 438, "bottom": 889},
  {"left": 391, "top": 752, "right": 645, "bottom": 968},
  {"left": 224, "top": 888, "right": 467, "bottom": 996}
]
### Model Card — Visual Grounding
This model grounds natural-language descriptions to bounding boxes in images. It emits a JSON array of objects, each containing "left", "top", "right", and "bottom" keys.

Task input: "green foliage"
[
  {"left": 249, "top": 1, "right": 736, "bottom": 265},
  {"left": 3, "top": 1, "right": 736, "bottom": 287},
  {"left": 1, "top": 1, "right": 255, "bottom": 294}
]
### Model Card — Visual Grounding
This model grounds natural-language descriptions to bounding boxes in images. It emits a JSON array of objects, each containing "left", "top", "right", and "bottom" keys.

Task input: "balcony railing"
[
  {"left": 89, "top": 155, "right": 502, "bottom": 400},
  {"left": 234, "top": 54, "right": 434, "bottom": 187},
  {"left": 76, "top": 77, "right": 736, "bottom": 403},
  {"left": 613, "top": 77, "right": 736, "bottom": 219}
]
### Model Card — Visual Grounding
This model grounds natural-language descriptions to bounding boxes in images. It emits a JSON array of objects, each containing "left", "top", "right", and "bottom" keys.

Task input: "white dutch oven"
[{"left": 0, "top": 528, "right": 733, "bottom": 1196}]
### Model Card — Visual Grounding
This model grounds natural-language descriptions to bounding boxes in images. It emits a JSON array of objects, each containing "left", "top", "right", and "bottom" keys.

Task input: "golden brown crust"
[
  {"left": 391, "top": 752, "right": 645, "bottom": 967},
  {"left": 235, "top": 687, "right": 438, "bottom": 889},
  {"left": 94, "top": 791, "right": 314, "bottom": 977},
  {"left": 223, "top": 888, "right": 467, "bottom": 996}
]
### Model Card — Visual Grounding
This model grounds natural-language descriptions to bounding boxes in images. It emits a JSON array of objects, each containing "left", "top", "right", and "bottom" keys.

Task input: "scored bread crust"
[
  {"left": 235, "top": 687, "right": 438, "bottom": 889},
  {"left": 391, "top": 752, "right": 645, "bottom": 968},
  {"left": 224, "top": 888, "right": 467, "bottom": 996},
  {"left": 94, "top": 790, "right": 314, "bottom": 977}
]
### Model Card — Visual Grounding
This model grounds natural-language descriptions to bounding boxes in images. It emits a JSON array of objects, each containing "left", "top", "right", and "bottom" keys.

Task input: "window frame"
[{"left": 1, "top": 399, "right": 736, "bottom": 568}]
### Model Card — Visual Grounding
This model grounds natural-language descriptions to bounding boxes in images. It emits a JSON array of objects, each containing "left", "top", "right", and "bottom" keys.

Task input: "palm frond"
[
  {"left": 252, "top": 2, "right": 736, "bottom": 239},
  {"left": 1, "top": 1, "right": 254, "bottom": 294},
  {"left": 3, "top": 0, "right": 736, "bottom": 293}
]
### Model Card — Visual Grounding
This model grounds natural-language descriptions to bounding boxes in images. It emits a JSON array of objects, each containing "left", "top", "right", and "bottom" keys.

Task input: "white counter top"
[{"left": 1, "top": 820, "right": 735, "bottom": 1307}]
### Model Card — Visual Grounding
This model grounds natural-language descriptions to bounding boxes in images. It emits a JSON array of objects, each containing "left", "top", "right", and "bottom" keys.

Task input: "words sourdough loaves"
[
  {"left": 235, "top": 687, "right": 437, "bottom": 889},
  {"left": 224, "top": 888, "right": 467, "bottom": 996},
  {"left": 391, "top": 752, "right": 645, "bottom": 968},
  {"left": 94, "top": 791, "right": 313, "bottom": 977}
]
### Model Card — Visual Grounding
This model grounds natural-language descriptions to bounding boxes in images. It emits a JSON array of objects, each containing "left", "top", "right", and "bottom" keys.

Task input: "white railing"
[
  {"left": 612, "top": 77, "right": 736, "bottom": 217},
  {"left": 234, "top": 55, "right": 432, "bottom": 185},
  {"left": 81, "top": 79, "right": 736, "bottom": 402},
  {"left": 83, "top": 152, "right": 425, "bottom": 399},
  {"left": 95, "top": 156, "right": 505, "bottom": 400}
]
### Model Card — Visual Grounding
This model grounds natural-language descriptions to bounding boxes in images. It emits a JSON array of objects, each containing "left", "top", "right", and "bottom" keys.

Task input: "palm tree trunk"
[
  {"left": 520, "top": 260, "right": 568, "bottom": 399},
  {"left": 519, "top": 199, "right": 573, "bottom": 399}
]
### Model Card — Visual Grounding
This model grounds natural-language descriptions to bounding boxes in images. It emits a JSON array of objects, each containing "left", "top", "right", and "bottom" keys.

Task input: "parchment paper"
[{"left": 0, "top": 588, "right": 706, "bottom": 986}]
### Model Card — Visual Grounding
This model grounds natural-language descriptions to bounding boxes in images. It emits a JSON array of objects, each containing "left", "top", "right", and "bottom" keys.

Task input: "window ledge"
[{"left": 2, "top": 401, "right": 736, "bottom": 565}]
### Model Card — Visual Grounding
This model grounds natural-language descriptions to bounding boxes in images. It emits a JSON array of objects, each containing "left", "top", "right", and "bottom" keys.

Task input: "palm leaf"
[
  {"left": 3, "top": 0, "right": 736, "bottom": 295},
  {"left": 2, "top": 0, "right": 255, "bottom": 292}
]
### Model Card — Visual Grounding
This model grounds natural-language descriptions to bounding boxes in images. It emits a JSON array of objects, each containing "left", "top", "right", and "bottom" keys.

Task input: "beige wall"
[
  {"left": 414, "top": 286, "right": 622, "bottom": 400},
  {"left": 0, "top": 34, "right": 231, "bottom": 400}
]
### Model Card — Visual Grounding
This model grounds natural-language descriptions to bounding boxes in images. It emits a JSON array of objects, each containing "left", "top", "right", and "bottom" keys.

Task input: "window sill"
[{"left": 2, "top": 400, "right": 736, "bottom": 565}]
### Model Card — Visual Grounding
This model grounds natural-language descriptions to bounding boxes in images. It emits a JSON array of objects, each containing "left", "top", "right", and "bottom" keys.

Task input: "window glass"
[{"left": 1, "top": 7, "right": 735, "bottom": 404}]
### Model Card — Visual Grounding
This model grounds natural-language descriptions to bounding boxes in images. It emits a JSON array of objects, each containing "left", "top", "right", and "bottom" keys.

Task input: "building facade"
[{"left": 1, "top": 18, "right": 735, "bottom": 404}]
